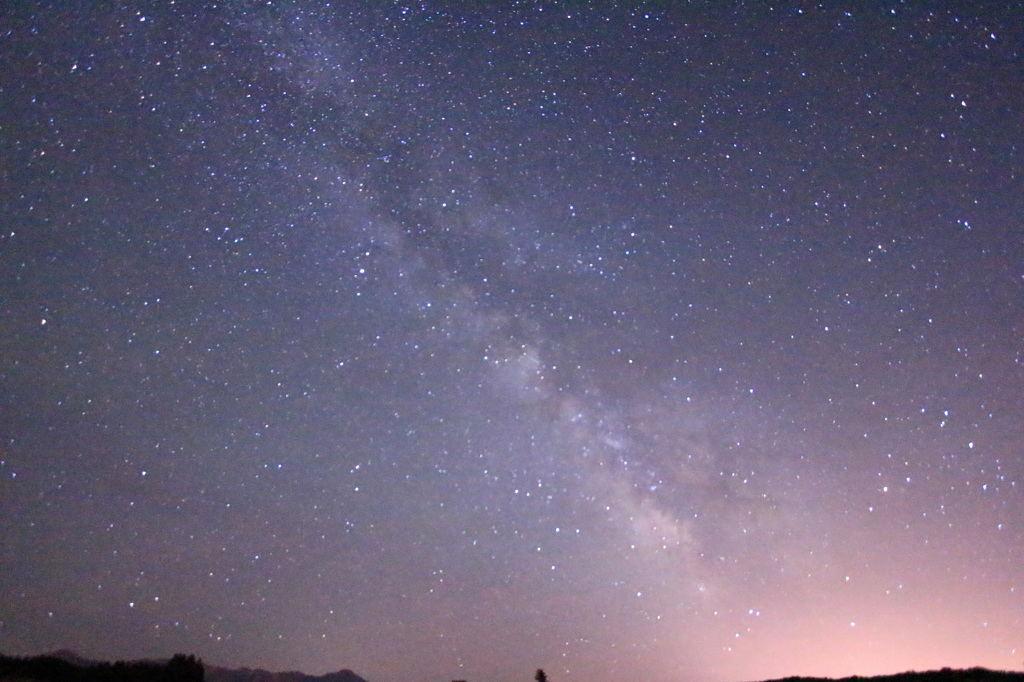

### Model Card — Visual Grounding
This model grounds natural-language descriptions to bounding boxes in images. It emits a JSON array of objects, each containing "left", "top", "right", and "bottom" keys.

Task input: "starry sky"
[{"left": 2, "top": 3, "right": 1023, "bottom": 682}]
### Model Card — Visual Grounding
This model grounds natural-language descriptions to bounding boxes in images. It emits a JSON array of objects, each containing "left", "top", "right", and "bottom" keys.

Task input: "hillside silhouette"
[
  {"left": 0, "top": 653, "right": 367, "bottom": 682},
  {"left": 765, "top": 668, "right": 1024, "bottom": 682}
]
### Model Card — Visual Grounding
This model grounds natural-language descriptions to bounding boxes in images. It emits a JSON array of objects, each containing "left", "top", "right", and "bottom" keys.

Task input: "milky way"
[{"left": 2, "top": 4, "right": 1022, "bottom": 682}]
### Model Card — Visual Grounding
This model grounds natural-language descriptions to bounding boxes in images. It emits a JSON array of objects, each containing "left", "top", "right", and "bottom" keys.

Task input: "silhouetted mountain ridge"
[
  {"left": 764, "top": 668, "right": 1024, "bottom": 682},
  {"left": 204, "top": 665, "right": 366, "bottom": 682},
  {"left": 39, "top": 652, "right": 97, "bottom": 669}
]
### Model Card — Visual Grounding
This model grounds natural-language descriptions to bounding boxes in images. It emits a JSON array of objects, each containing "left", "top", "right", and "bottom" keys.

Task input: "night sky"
[{"left": 2, "top": 3, "right": 1023, "bottom": 682}]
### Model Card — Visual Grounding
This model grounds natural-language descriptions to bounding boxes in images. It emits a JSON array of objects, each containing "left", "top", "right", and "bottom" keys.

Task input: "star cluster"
[{"left": 2, "top": 3, "right": 1022, "bottom": 682}]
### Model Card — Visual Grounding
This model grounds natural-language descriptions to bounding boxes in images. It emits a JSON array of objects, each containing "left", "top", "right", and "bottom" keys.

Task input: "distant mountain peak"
[
  {"left": 204, "top": 664, "right": 368, "bottom": 682},
  {"left": 43, "top": 650, "right": 95, "bottom": 665}
]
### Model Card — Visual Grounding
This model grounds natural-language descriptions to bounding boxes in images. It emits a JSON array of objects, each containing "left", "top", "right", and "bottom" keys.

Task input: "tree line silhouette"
[{"left": 0, "top": 653, "right": 204, "bottom": 682}]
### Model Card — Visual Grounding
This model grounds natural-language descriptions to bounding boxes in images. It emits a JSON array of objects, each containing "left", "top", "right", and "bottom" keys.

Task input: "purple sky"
[{"left": 2, "top": 3, "right": 1022, "bottom": 681}]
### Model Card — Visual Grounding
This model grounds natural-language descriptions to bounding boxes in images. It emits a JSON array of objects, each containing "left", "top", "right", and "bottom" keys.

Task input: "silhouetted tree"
[
  {"left": 535, "top": 669, "right": 547, "bottom": 682},
  {"left": 167, "top": 654, "right": 204, "bottom": 682}
]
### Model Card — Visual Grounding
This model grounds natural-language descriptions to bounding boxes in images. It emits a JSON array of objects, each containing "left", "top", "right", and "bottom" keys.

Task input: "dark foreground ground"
[
  {"left": 0, "top": 653, "right": 203, "bottom": 682},
  {"left": 0, "top": 653, "right": 366, "bottom": 682}
]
